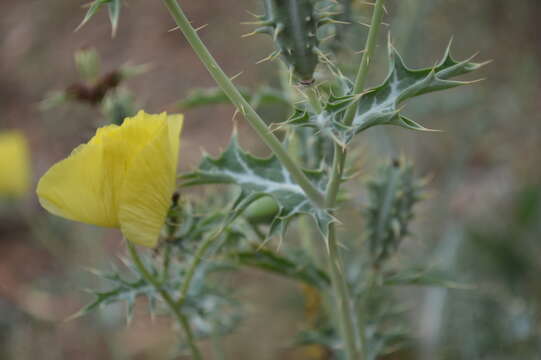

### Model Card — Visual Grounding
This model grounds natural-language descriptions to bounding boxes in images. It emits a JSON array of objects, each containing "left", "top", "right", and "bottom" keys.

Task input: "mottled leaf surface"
[
  {"left": 286, "top": 41, "right": 486, "bottom": 143},
  {"left": 181, "top": 135, "right": 331, "bottom": 237}
]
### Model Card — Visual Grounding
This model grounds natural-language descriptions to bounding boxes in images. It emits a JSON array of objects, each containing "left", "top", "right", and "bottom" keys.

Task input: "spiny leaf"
[
  {"left": 286, "top": 40, "right": 486, "bottom": 143},
  {"left": 108, "top": 0, "right": 121, "bottom": 37},
  {"left": 384, "top": 267, "right": 473, "bottom": 289},
  {"left": 348, "top": 40, "right": 485, "bottom": 138},
  {"left": 68, "top": 273, "right": 154, "bottom": 321},
  {"left": 177, "top": 86, "right": 288, "bottom": 110},
  {"left": 180, "top": 134, "right": 332, "bottom": 238},
  {"left": 356, "top": 285, "right": 411, "bottom": 360},
  {"left": 229, "top": 248, "right": 330, "bottom": 289},
  {"left": 364, "top": 158, "right": 423, "bottom": 266},
  {"left": 76, "top": 0, "right": 112, "bottom": 32}
]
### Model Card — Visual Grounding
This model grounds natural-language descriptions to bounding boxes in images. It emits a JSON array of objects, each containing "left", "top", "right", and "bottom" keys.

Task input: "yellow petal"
[
  {"left": 36, "top": 139, "right": 118, "bottom": 227},
  {"left": 36, "top": 110, "right": 183, "bottom": 246},
  {"left": 118, "top": 114, "right": 184, "bottom": 247},
  {"left": 97, "top": 112, "right": 167, "bottom": 219},
  {"left": 0, "top": 131, "right": 31, "bottom": 197}
]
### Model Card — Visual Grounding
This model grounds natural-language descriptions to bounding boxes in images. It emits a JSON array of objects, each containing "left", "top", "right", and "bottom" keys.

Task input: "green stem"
[
  {"left": 322, "top": 1, "right": 386, "bottom": 359},
  {"left": 126, "top": 241, "right": 202, "bottom": 360},
  {"left": 327, "top": 225, "right": 360, "bottom": 359},
  {"left": 161, "top": 0, "right": 324, "bottom": 208},
  {"left": 176, "top": 228, "right": 222, "bottom": 308},
  {"left": 325, "top": 0, "right": 386, "bottom": 209},
  {"left": 343, "top": 0, "right": 386, "bottom": 127}
]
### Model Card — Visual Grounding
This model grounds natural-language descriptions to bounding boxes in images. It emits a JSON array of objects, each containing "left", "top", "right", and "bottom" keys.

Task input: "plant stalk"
[
  {"left": 161, "top": 0, "right": 324, "bottom": 208},
  {"left": 176, "top": 228, "right": 221, "bottom": 307},
  {"left": 126, "top": 241, "right": 202, "bottom": 360},
  {"left": 326, "top": 0, "right": 386, "bottom": 209},
  {"left": 322, "top": 1, "right": 386, "bottom": 359},
  {"left": 344, "top": 0, "right": 386, "bottom": 127},
  {"left": 326, "top": 225, "right": 360, "bottom": 359}
]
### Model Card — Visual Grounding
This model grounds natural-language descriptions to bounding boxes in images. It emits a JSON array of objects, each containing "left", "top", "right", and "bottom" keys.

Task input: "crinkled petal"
[
  {"left": 118, "top": 115, "right": 183, "bottom": 247},
  {"left": 36, "top": 140, "right": 117, "bottom": 227},
  {"left": 97, "top": 113, "right": 164, "bottom": 219}
]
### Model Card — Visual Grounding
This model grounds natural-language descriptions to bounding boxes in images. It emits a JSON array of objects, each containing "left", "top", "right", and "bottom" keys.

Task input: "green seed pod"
[{"left": 260, "top": 0, "right": 320, "bottom": 83}]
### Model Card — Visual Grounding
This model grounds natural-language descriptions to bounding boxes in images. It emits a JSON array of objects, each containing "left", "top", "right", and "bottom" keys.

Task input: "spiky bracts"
[
  {"left": 250, "top": 0, "right": 335, "bottom": 83},
  {"left": 364, "top": 159, "right": 424, "bottom": 266}
]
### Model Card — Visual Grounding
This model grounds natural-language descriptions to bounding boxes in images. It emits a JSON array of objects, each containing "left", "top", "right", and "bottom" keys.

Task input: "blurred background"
[{"left": 0, "top": 0, "right": 540, "bottom": 359}]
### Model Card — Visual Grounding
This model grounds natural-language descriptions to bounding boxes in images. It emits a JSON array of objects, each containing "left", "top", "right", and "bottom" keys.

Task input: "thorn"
[
  {"left": 476, "top": 59, "right": 493, "bottom": 67},
  {"left": 315, "top": 48, "right": 333, "bottom": 65},
  {"left": 461, "top": 78, "right": 487, "bottom": 85},
  {"left": 255, "top": 50, "right": 281, "bottom": 64},
  {"left": 269, "top": 122, "right": 288, "bottom": 134},
  {"left": 194, "top": 24, "right": 208, "bottom": 32},
  {"left": 231, "top": 108, "right": 240, "bottom": 123},
  {"left": 239, "top": 103, "right": 247, "bottom": 116},
  {"left": 245, "top": 10, "right": 264, "bottom": 19},
  {"left": 230, "top": 71, "right": 243, "bottom": 81},
  {"left": 320, "top": 33, "right": 336, "bottom": 43},
  {"left": 326, "top": 19, "right": 350, "bottom": 25},
  {"left": 241, "top": 30, "right": 258, "bottom": 38},
  {"left": 273, "top": 23, "right": 284, "bottom": 41},
  {"left": 240, "top": 20, "right": 266, "bottom": 25},
  {"left": 168, "top": 26, "right": 180, "bottom": 32},
  {"left": 358, "top": 21, "right": 372, "bottom": 29}
]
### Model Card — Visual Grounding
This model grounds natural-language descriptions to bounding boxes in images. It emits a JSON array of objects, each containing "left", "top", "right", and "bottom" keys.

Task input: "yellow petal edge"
[{"left": 36, "top": 111, "right": 183, "bottom": 247}]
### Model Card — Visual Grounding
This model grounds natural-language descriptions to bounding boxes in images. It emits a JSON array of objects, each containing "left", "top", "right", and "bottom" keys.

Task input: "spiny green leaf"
[
  {"left": 68, "top": 273, "right": 154, "bottom": 321},
  {"left": 108, "top": 0, "right": 121, "bottom": 37},
  {"left": 286, "top": 40, "right": 486, "bottom": 143},
  {"left": 364, "top": 159, "right": 423, "bottom": 266},
  {"left": 76, "top": 0, "right": 112, "bottom": 32},
  {"left": 180, "top": 134, "right": 332, "bottom": 238},
  {"left": 383, "top": 267, "right": 472, "bottom": 289},
  {"left": 348, "top": 40, "right": 485, "bottom": 138},
  {"left": 177, "top": 86, "right": 288, "bottom": 110},
  {"left": 229, "top": 248, "right": 330, "bottom": 289}
]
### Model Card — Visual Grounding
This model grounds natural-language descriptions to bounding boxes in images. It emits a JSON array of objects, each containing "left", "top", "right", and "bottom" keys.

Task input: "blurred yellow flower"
[
  {"left": 0, "top": 131, "right": 31, "bottom": 197},
  {"left": 37, "top": 111, "right": 183, "bottom": 247}
]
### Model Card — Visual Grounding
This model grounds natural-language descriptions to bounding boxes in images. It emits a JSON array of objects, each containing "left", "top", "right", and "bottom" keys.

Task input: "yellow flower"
[
  {"left": 36, "top": 111, "right": 183, "bottom": 247},
  {"left": 0, "top": 131, "right": 31, "bottom": 197}
]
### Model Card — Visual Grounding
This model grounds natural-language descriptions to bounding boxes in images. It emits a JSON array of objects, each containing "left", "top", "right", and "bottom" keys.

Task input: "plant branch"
[
  {"left": 344, "top": 0, "right": 386, "bottom": 127},
  {"left": 161, "top": 0, "right": 325, "bottom": 208},
  {"left": 326, "top": 225, "right": 360, "bottom": 359},
  {"left": 126, "top": 241, "right": 202, "bottom": 360},
  {"left": 325, "top": 0, "right": 386, "bottom": 210},
  {"left": 322, "top": 1, "right": 386, "bottom": 359},
  {"left": 176, "top": 227, "right": 223, "bottom": 308}
]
